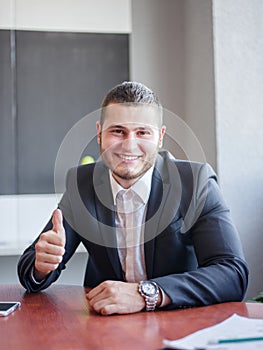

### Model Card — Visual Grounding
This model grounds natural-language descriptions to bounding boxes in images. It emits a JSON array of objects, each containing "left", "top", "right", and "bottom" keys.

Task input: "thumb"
[{"left": 52, "top": 209, "right": 65, "bottom": 237}]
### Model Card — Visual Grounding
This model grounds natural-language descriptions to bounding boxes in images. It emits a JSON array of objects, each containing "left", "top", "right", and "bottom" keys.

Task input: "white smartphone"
[{"left": 0, "top": 302, "right": 21, "bottom": 316}]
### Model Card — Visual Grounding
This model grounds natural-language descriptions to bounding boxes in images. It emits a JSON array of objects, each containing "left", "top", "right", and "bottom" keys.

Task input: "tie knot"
[
  {"left": 116, "top": 189, "right": 143, "bottom": 214},
  {"left": 116, "top": 189, "right": 133, "bottom": 201}
]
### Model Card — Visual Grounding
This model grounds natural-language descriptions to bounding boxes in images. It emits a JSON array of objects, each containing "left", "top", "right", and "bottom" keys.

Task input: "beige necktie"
[{"left": 116, "top": 189, "right": 147, "bottom": 282}]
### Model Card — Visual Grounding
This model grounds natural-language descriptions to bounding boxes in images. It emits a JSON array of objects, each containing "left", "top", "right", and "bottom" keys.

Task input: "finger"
[
  {"left": 36, "top": 251, "right": 63, "bottom": 265},
  {"left": 35, "top": 240, "right": 65, "bottom": 256},
  {"left": 86, "top": 280, "right": 112, "bottom": 300},
  {"left": 52, "top": 209, "right": 66, "bottom": 243},
  {"left": 37, "top": 231, "right": 65, "bottom": 248},
  {"left": 52, "top": 209, "right": 64, "bottom": 233},
  {"left": 87, "top": 299, "right": 128, "bottom": 316},
  {"left": 86, "top": 282, "right": 119, "bottom": 314},
  {"left": 100, "top": 304, "right": 127, "bottom": 315},
  {"left": 35, "top": 261, "right": 60, "bottom": 274},
  {"left": 35, "top": 245, "right": 64, "bottom": 274},
  {"left": 87, "top": 295, "right": 116, "bottom": 315}
]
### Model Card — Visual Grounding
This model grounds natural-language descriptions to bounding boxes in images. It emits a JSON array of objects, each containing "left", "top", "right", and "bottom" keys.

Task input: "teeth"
[{"left": 119, "top": 154, "right": 139, "bottom": 160}]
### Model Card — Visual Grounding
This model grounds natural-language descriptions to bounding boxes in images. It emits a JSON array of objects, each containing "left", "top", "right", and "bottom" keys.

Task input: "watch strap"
[{"left": 138, "top": 281, "right": 159, "bottom": 311}]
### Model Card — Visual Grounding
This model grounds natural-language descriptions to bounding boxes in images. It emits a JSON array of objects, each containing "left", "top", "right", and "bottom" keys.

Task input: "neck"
[{"left": 112, "top": 174, "right": 139, "bottom": 189}]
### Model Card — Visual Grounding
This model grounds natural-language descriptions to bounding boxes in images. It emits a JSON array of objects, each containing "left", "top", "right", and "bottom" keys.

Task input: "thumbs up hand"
[{"left": 34, "top": 209, "right": 66, "bottom": 281}]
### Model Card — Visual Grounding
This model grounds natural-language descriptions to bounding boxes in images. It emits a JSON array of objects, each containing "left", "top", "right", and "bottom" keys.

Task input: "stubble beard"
[
  {"left": 112, "top": 160, "right": 151, "bottom": 181},
  {"left": 100, "top": 146, "right": 159, "bottom": 182}
]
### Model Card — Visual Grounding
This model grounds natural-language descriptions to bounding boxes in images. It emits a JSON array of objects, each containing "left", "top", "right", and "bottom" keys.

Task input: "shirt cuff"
[
  {"left": 30, "top": 266, "right": 45, "bottom": 284},
  {"left": 159, "top": 287, "right": 171, "bottom": 308}
]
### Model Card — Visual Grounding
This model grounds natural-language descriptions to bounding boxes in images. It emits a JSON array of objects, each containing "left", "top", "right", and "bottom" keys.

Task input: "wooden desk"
[{"left": 1, "top": 284, "right": 263, "bottom": 350}]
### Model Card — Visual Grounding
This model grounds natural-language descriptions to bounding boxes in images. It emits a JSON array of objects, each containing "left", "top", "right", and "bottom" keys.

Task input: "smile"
[{"left": 117, "top": 154, "right": 141, "bottom": 161}]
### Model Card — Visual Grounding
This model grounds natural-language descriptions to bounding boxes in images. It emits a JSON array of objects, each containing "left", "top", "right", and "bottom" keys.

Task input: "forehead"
[{"left": 101, "top": 103, "right": 161, "bottom": 130}]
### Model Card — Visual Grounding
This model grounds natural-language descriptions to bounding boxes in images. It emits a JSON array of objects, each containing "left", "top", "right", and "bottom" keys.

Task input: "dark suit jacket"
[{"left": 17, "top": 151, "right": 248, "bottom": 309}]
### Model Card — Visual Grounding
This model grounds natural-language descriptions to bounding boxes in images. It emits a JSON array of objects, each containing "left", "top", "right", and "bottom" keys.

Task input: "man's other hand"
[{"left": 86, "top": 280, "right": 145, "bottom": 315}]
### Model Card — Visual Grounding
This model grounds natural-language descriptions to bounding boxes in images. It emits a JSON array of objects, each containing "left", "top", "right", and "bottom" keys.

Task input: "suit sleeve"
[
  {"left": 152, "top": 163, "right": 249, "bottom": 309},
  {"left": 17, "top": 200, "right": 82, "bottom": 293}
]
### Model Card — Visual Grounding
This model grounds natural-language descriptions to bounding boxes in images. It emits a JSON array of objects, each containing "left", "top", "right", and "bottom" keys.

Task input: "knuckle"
[
  {"left": 57, "top": 236, "right": 64, "bottom": 245},
  {"left": 102, "top": 280, "right": 116, "bottom": 289},
  {"left": 106, "top": 287, "right": 118, "bottom": 301},
  {"left": 40, "top": 231, "right": 49, "bottom": 240},
  {"left": 57, "top": 255, "right": 63, "bottom": 263},
  {"left": 101, "top": 307, "right": 109, "bottom": 315},
  {"left": 55, "top": 248, "right": 64, "bottom": 259},
  {"left": 102, "top": 280, "right": 111, "bottom": 288},
  {"left": 108, "top": 286, "right": 116, "bottom": 296},
  {"left": 101, "top": 305, "right": 115, "bottom": 316},
  {"left": 35, "top": 241, "right": 45, "bottom": 252},
  {"left": 91, "top": 301, "right": 100, "bottom": 313},
  {"left": 49, "top": 263, "right": 59, "bottom": 271}
]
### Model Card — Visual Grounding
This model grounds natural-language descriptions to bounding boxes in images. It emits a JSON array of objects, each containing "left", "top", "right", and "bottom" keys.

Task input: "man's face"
[{"left": 97, "top": 103, "right": 166, "bottom": 188}]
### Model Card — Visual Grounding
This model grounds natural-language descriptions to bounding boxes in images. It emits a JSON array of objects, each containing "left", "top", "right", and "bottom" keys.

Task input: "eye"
[
  {"left": 112, "top": 129, "right": 124, "bottom": 135},
  {"left": 137, "top": 129, "right": 152, "bottom": 136}
]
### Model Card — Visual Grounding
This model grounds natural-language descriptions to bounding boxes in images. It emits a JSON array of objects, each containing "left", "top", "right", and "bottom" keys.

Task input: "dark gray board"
[
  {"left": 0, "top": 30, "right": 129, "bottom": 194},
  {"left": 0, "top": 30, "right": 16, "bottom": 194}
]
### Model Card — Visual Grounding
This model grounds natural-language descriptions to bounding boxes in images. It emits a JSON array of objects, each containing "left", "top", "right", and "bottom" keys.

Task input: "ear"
[
  {"left": 158, "top": 125, "right": 166, "bottom": 148},
  {"left": 96, "top": 121, "right": 101, "bottom": 144}
]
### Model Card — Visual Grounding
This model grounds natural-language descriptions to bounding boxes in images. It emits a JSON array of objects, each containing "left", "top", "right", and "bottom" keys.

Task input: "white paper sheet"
[{"left": 163, "top": 313, "right": 263, "bottom": 350}]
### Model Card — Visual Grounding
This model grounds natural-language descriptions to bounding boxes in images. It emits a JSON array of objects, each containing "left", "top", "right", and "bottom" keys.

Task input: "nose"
[{"left": 122, "top": 132, "right": 138, "bottom": 151}]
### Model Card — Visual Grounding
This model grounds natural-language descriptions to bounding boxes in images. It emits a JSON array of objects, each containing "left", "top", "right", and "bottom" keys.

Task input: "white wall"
[
  {"left": 183, "top": 0, "right": 216, "bottom": 169},
  {"left": 213, "top": 0, "right": 263, "bottom": 298},
  {"left": 130, "top": 0, "right": 185, "bottom": 118},
  {"left": 130, "top": 0, "right": 216, "bottom": 168},
  {"left": 0, "top": 0, "right": 131, "bottom": 33}
]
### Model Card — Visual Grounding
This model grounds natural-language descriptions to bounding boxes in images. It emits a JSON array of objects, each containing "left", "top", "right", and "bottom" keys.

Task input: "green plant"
[{"left": 249, "top": 292, "right": 263, "bottom": 303}]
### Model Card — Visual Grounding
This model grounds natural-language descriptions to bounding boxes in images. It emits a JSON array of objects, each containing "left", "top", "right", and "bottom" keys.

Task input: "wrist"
[
  {"left": 138, "top": 281, "right": 159, "bottom": 311},
  {"left": 157, "top": 289, "right": 162, "bottom": 307},
  {"left": 33, "top": 266, "right": 48, "bottom": 282}
]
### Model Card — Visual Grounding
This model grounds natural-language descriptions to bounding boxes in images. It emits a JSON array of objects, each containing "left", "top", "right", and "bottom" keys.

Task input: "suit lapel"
[
  {"left": 93, "top": 164, "right": 123, "bottom": 280},
  {"left": 144, "top": 188, "right": 171, "bottom": 278},
  {"left": 144, "top": 157, "right": 171, "bottom": 278},
  {"left": 144, "top": 153, "right": 183, "bottom": 278}
]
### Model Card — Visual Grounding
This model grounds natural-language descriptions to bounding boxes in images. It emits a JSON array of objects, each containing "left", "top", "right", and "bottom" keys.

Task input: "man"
[{"left": 18, "top": 81, "right": 249, "bottom": 315}]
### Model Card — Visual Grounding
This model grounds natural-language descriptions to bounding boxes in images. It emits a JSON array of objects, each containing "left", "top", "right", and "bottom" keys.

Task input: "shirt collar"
[{"left": 110, "top": 167, "right": 154, "bottom": 205}]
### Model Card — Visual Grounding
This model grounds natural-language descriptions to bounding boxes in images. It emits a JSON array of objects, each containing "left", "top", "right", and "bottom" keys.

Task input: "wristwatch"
[{"left": 138, "top": 280, "right": 159, "bottom": 311}]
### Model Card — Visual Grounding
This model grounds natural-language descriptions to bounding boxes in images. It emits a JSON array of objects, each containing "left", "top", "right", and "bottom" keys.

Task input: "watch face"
[{"left": 142, "top": 282, "right": 158, "bottom": 297}]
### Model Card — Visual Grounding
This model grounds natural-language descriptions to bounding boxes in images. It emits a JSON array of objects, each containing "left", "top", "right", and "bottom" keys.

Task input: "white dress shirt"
[{"left": 110, "top": 167, "right": 153, "bottom": 283}]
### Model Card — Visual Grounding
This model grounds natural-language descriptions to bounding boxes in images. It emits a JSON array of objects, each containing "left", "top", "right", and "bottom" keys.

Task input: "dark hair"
[
  {"left": 100, "top": 81, "right": 163, "bottom": 126},
  {"left": 102, "top": 81, "right": 162, "bottom": 107}
]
